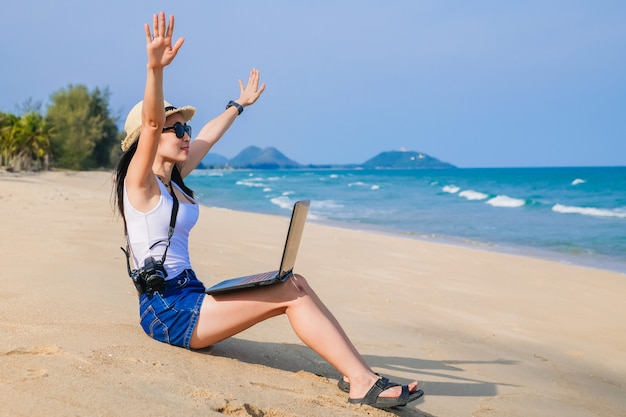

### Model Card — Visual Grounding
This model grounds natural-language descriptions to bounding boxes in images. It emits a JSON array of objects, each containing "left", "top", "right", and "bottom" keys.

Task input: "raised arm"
[
  {"left": 126, "top": 12, "right": 184, "bottom": 204},
  {"left": 179, "top": 69, "right": 266, "bottom": 178}
]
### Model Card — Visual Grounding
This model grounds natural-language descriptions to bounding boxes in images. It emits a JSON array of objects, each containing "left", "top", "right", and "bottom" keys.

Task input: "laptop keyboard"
[{"left": 241, "top": 270, "right": 279, "bottom": 284}]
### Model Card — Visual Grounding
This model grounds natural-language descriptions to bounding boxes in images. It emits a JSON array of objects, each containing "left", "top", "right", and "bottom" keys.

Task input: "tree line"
[{"left": 0, "top": 84, "right": 122, "bottom": 172}]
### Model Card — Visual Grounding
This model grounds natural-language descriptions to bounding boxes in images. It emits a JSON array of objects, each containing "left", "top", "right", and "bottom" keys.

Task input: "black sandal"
[
  {"left": 338, "top": 374, "right": 378, "bottom": 393},
  {"left": 348, "top": 377, "right": 424, "bottom": 408},
  {"left": 337, "top": 377, "right": 351, "bottom": 393},
  {"left": 339, "top": 375, "right": 423, "bottom": 402}
]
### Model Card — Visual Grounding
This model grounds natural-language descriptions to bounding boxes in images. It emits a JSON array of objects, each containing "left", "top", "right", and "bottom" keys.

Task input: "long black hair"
[{"left": 113, "top": 140, "right": 194, "bottom": 229}]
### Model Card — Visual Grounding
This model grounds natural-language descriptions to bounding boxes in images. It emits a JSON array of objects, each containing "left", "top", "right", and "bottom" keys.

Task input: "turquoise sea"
[{"left": 186, "top": 166, "right": 626, "bottom": 274}]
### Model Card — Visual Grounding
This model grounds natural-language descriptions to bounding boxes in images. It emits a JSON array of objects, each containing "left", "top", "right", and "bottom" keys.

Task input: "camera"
[{"left": 137, "top": 256, "right": 167, "bottom": 295}]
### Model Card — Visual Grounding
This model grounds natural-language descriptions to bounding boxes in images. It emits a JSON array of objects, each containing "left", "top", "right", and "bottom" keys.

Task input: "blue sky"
[{"left": 2, "top": 1, "right": 625, "bottom": 167}]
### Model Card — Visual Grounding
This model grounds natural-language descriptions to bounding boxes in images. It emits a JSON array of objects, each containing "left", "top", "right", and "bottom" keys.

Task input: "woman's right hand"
[{"left": 145, "top": 12, "right": 184, "bottom": 69}]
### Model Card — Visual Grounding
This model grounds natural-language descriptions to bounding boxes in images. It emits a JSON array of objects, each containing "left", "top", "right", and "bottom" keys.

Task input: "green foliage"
[
  {"left": 1, "top": 111, "right": 51, "bottom": 171},
  {"left": 0, "top": 111, "right": 20, "bottom": 168},
  {"left": 14, "top": 112, "right": 52, "bottom": 170},
  {"left": 46, "top": 84, "right": 119, "bottom": 170},
  {"left": 1, "top": 85, "right": 120, "bottom": 172}
]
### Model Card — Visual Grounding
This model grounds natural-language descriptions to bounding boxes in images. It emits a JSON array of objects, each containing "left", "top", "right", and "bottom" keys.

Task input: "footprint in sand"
[
  {"left": 25, "top": 368, "right": 49, "bottom": 380},
  {"left": 211, "top": 399, "right": 267, "bottom": 417},
  {"left": 4, "top": 345, "right": 63, "bottom": 356}
]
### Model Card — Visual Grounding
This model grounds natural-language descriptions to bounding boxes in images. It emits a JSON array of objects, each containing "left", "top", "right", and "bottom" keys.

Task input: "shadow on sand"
[{"left": 196, "top": 337, "right": 519, "bottom": 417}]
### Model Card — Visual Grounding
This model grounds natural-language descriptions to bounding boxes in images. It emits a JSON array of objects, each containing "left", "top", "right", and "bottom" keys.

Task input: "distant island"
[{"left": 198, "top": 146, "right": 456, "bottom": 170}]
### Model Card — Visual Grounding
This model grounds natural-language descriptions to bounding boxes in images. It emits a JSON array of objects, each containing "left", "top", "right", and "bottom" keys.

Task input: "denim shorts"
[{"left": 139, "top": 269, "right": 205, "bottom": 349}]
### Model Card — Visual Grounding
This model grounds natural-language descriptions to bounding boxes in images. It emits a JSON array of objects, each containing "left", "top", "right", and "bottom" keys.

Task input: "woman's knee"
[
  {"left": 261, "top": 274, "right": 317, "bottom": 304},
  {"left": 288, "top": 274, "right": 316, "bottom": 295}
]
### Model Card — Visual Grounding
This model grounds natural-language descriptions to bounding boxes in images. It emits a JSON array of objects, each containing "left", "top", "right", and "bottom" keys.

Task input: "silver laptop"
[{"left": 205, "top": 200, "right": 310, "bottom": 295}]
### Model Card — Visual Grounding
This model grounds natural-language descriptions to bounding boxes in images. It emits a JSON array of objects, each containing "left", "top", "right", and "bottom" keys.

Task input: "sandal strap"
[
  {"left": 396, "top": 385, "right": 410, "bottom": 406},
  {"left": 348, "top": 377, "right": 389, "bottom": 405},
  {"left": 363, "top": 377, "right": 390, "bottom": 403},
  {"left": 348, "top": 377, "right": 414, "bottom": 408}
]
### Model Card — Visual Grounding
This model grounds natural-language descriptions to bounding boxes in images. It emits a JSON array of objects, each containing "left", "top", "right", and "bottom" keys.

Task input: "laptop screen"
[{"left": 278, "top": 200, "right": 310, "bottom": 276}]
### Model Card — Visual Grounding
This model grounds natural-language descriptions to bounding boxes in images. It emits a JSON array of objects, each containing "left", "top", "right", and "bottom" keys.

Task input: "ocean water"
[{"left": 186, "top": 166, "right": 626, "bottom": 274}]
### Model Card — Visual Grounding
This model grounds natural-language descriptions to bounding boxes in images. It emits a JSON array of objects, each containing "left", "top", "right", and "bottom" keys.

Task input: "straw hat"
[{"left": 121, "top": 100, "right": 196, "bottom": 151}]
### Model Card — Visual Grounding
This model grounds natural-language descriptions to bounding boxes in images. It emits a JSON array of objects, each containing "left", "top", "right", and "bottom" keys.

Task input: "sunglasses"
[{"left": 162, "top": 122, "right": 192, "bottom": 139}]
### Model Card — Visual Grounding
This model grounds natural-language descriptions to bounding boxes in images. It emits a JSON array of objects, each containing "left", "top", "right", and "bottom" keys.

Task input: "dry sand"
[{"left": 1, "top": 170, "right": 625, "bottom": 417}]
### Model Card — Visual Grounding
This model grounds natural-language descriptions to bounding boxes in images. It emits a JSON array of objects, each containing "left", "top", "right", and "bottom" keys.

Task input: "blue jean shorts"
[{"left": 139, "top": 269, "right": 205, "bottom": 349}]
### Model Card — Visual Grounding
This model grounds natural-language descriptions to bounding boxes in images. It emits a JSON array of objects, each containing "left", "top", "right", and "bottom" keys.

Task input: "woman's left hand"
[{"left": 237, "top": 68, "right": 266, "bottom": 107}]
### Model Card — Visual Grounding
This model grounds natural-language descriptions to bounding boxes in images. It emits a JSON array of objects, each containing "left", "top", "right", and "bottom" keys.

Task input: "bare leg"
[{"left": 190, "top": 274, "right": 418, "bottom": 399}]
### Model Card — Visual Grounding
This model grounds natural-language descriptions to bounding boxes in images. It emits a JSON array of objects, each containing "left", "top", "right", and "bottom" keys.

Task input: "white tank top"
[{"left": 124, "top": 178, "right": 199, "bottom": 279}]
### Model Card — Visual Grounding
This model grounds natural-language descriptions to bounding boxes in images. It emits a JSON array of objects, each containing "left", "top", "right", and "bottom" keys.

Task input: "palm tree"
[
  {"left": 13, "top": 112, "right": 52, "bottom": 171},
  {"left": 0, "top": 112, "right": 20, "bottom": 170},
  {"left": 0, "top": 112, "right": 51, "bottom": 171}
]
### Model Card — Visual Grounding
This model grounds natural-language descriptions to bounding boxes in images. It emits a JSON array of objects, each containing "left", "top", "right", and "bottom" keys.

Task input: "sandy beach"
[{"left": 1, "top": 170, "right": 624, "bottom": 417}]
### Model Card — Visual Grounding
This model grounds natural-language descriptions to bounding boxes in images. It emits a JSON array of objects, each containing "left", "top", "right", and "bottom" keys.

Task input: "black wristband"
[{"left": 226, "top": 100, "right": 243, "bottom": 115}]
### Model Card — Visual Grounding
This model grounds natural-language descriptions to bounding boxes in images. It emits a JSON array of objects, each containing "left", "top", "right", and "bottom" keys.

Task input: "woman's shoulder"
[{"left": 124, "top": 175, "right": 164, "bottom": 213}]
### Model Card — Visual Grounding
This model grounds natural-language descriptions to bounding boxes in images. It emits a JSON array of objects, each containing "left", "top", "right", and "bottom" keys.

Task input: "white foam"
[
  {"left": 486, "top": 195, "right": 525, "bottom": 208},
  {"left": 312, "top": 200, "right": 344, "bottom": 210},
  {"left": 572, "top": 178, "right": 586, "bottom": 186},
  {"left": 190, "top": 170, "right": 224, "bottom": 177},
  {"left": 442, "top": 185, "right": 460, "bottom": 194},
  {"left": 347, "top": 181, "right": 379, "bottom": 190},
  {"left": 459, "top": 190, "right": 489, "bottom": 201},
  {"left": 552, "top": 204, "right": 626, "bottom": 218},
  {"left": 270, "top": 197, "right": 343, "bottom": 213},
  {"left": 263, "top": 187, "right": 272, "bottom": 192},
  {"left": 306, "top": 212, "right": 324, "bottom": 221},
  {"left": 270, "top": 195, "right": 296, "bottom": 210},
  {"left": 235, "top": 179, "right": 267, "bottom": 188}
]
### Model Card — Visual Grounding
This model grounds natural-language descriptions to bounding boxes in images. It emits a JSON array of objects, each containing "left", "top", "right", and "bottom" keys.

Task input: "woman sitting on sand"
[{"left": 113, "top": 12, "right": 422, "bottom": 409}]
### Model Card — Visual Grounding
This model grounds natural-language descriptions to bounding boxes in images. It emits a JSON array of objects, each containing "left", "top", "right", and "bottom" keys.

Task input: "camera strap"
[
  {"left": 121, "top": 181, "right": 179, "bottom": 277},
  {"left": 158, "top": 185, "right": 179, "bottom": 265}
]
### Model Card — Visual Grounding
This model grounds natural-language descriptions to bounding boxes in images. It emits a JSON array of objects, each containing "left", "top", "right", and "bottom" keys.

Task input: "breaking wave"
[
  {"left": 442, "top": 185, "right": 460, "bottom": 194},
  {"left": 486, "top": 195, "right": 526, "bottom": 208},
  {"left": 552, "top": 204, "right": 626, "bottom": 219},
  {"left": 459, "top": 190, "right": 489, "bottom": 201}
]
